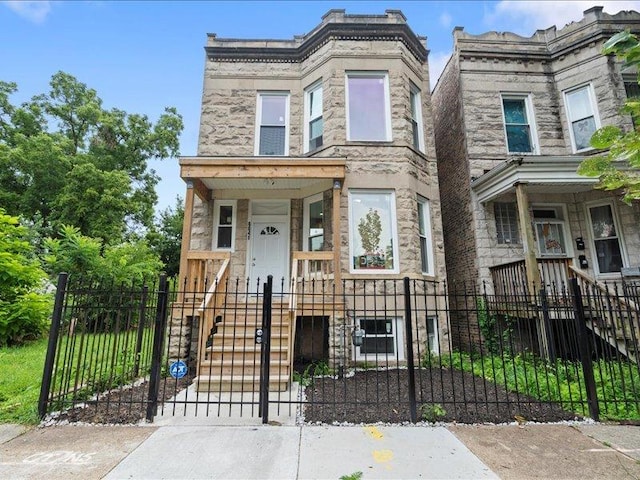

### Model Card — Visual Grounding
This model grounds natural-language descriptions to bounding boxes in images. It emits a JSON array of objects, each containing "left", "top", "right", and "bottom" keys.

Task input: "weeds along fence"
[{"left": 39, "top": 273, "right": 640, "bottom": 424}]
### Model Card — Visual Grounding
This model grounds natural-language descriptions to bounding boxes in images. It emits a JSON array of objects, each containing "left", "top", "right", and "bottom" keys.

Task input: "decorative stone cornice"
[{"left": 206, "top": 21, "right": 428, "bottom": 64}]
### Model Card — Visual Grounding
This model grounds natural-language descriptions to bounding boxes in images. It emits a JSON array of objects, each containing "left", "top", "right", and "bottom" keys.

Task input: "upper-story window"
[
  {"left": 624, "top": 79, "right": 640, "bottom": 127},
  {"left": 564, "top": 85, "right": 600, "bottom": 153},
  {"left": 255, "top": 92, "right": 289, "bottom": 156},
  {"left": 346, "top": 72, "right": 392, "bottom": 142},
  {"left": 304, "top": 82, "right": 323, "bottom": 152},
  {"left": 501, "top": 94, "right": 537, "bottom": 154},
  {"left": 410, "top": 84, "right": 424, "bottom": 152}
]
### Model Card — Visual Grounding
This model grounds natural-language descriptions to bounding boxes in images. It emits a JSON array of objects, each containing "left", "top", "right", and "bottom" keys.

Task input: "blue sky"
[{"left": 2, "top": 0, "right": 639, "bottom": 213}]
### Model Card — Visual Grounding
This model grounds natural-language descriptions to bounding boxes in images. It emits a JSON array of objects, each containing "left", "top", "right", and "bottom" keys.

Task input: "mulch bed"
[
  {"left": 50, "top": 368, "right": 580, "bottom": 425},
  {"left": 303, "top": 368, "right": 580, "bottom": 424}
]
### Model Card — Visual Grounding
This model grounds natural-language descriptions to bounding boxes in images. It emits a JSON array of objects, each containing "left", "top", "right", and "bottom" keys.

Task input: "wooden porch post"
[
  {"left": 514, "top": 182, "right": 541, "bottom": 292},
  {"left": 514, "top": 182, "right": 550, "bottom": 358},
  {"left": 178, "top": 181, "right": 195, "bottom": 301},
  {"left": 332, "top": 180, "right": 342, "bottom": 295}
]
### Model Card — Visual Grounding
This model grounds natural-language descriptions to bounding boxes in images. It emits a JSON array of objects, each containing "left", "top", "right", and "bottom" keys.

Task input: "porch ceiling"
[
  {"left": 179, "top": 156, "right": 346, "bottom": 199},
  {"left": 471, "top": 155, "right": 599, "bottom": 203}
]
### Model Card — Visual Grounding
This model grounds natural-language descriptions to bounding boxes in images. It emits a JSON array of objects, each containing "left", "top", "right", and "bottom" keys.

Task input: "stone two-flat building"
[
  {"left": 176, "top": 10, "right": 448, "bottom": 390},
  {"left": 432, "top": 7, "right": 640, "bottom": 351}
]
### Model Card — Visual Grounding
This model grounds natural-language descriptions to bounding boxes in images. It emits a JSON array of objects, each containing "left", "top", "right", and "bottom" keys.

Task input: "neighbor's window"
[
  {"left": 417, "top": 196, "right": 434, "bottom": 275},
  {"left": 346, "top": 73, "right": 391, "bottom": 141},
  {"left": 588, "top": 202, "right": 624, "bottom": 274},
  {"left": 349, "top": 190, "right": 399, "bottom": 273},
  {"left": 494, "top": 202, "right": 520, "bottom": 244},
  {"left": 256, "top": 92, "right": 289, "bottom": 156},
  {"left": 213, "top": 200, "right": 236, "bottom": 250},
  {"left": 355, "top": 317, "right": 405, "bottom": 360},
  {"left": 533, "top": 206, "right": 569, "bottom": 256},
  {"left": 564, "top": 85, "right": 600, "bottom": 152},
  {"left": 410, "top": 84, "right": 424, "bottom": 151},
  {"left": 426, "top": 316, "right": 439, "bottom": 355},
  {"left": 501, "top": 95, "right": 537, "bottom": 154},
  {"left": 624, "top": 79, "right": 640, "bottom": 127},
  {"left": 304, "top": 82, "right": 323, "bottom": 152}
]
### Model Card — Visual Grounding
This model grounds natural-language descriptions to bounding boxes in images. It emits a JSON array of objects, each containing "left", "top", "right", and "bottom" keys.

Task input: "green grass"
[
  {"left": 0, "top": 338, "right": 48, "bottom": 424},
  {"left": 0, "top": 327, "right": 156, "bottom": 424},
  {"left": 432, "top": 351, "right": 640, "bottom": 421}
]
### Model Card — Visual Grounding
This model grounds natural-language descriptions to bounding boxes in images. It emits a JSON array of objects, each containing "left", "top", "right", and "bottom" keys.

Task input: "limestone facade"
[{"left": 433, "top": 7, "right": 640, "bottom": 295}]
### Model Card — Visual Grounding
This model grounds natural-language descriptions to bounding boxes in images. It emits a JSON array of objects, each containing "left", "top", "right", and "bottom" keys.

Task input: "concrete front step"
[{"left": 195, "top": 374, "right": 290, "bottom": 392}]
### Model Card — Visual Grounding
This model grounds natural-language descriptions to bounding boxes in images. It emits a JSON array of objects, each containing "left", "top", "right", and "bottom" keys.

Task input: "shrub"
[{"left": 0, "top": 210, "right": 51, "bottom": 346}]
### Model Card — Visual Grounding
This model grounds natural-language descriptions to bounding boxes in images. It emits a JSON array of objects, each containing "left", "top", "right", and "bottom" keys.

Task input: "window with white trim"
[
  {"left": 501, "top": 94, "right": 537, "bottom": 154},
  {"left": 255, "top": 93, "right": 289, "bottom": 156},
  {"left": 564, "top": 85, "right": 600, "bottom": 152},
  {"left": 304, "top": 82, "right": 323, "bottom": 152},
  {"left": 494, "top": 202, "right": 520, "bottom": 245},
  {"left": 213, "top": 200, "right": 236, "bottom": 251},
  {"left": 355, "top": 317, "right": 405, "bottom": 360},
  {"left": 349, "top": 190, "right": 399, "bottom": 273},
  {"left": 426, "top": 316, "right": 439, "bottom": 355},
  {"left": 417, "top": 196, "right": 434, "bottom": 275},
  {"left": 346, "top": 72, "right": 392, "bottom": 141},
  {"left": 410, "top": 84, "right": 424, "bottom": 151},
  {"left": 587, "top": 202, "right": 625, "bottom": 274},
  {"left": 533, "top": 206, "right": 569, "bottom": 256},
  {"left": 303, "top": 193, "right": 324, "bottom": 252}
]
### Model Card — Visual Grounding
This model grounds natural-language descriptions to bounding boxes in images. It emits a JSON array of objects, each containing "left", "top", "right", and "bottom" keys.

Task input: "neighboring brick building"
[
  {"left": 177, "top": 10, "right": 447, "bottom": 389},
  {"left": 433, "top": 7, "right": 640, "bottom": 300}
]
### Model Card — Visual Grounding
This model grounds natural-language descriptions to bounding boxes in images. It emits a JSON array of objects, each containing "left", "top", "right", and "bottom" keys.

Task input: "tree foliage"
[
  {"left": 578, "top": 30, "right": 640, "bottom": 203},
  {"left": 0, "top": 209, "right": 51, "bottom": 346},
  {"left": 44, "top": 225, "right": 163, "bottom": 284},
  {"left": 0, "top": 72, "right": 184, "bottom": 244},
  {"left": 146, "top": 196, "right": 184, "bottom": 277}
]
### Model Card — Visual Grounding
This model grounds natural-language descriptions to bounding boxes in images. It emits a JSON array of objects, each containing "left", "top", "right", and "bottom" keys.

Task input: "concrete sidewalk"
[{"left": 1, "top": 421, "right": 639, "bottom": 479}]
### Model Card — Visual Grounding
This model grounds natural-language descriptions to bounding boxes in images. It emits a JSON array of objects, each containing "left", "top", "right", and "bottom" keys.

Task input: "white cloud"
[
  {"left": 3, "top": 0, "right": 52, "bottom": 24},
  {"left": 439, "top": 11, "right": 452, "bottom": 29},
  {"left": 429, "top": 51, "right": 452, "bottom": 91},
  {"left": 485, "top": 1, "right": 640, "bottom": 34}
]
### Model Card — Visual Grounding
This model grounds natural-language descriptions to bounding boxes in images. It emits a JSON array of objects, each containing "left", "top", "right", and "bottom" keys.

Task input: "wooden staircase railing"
[
  {"left": 181, "top": 251, "right": 231, "bottom": 302},
  {"left": 196, "top": 257, "right": 230, "bottom": 377},
  {"left": 570, "top": 266, "right": 639, "bottom": 363}
]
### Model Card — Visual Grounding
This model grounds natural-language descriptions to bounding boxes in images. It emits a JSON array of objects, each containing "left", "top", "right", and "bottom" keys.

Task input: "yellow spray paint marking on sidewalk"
[
  {"left": 364, "top": 426, "right": 384, "bottom": 440},
  {"left": 372, "top": 449, "right": 394, "bottom": 463}
]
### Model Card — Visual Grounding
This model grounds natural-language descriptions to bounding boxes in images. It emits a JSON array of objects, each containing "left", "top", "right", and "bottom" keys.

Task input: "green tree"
[
  {"left": 0, "top": 209, "right": 51, "bottom": 346},
  {"left": 146, "top": 196, "right": 184, "bottom": 277},
  {"left": 578, "top": 31, "right": 640, "bottom": 203},
  {"left": 0, "top": 72, "right": 183, "bottom": 242}
]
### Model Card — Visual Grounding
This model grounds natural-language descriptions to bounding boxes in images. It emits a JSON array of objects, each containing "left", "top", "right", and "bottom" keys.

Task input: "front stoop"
[{"left": 195, "top": 302, "right": 291, "bottom": 393}]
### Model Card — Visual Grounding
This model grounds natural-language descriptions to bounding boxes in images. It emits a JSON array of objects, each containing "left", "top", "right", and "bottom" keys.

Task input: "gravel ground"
[{"left": 49, "top": 367, "right": 580, "bottom": 425}]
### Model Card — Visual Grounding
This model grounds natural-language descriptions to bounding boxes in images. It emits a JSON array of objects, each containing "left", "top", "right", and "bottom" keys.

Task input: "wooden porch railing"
[
  {"left": 570, "top": 266, "right": 639, "bottom": 363},
  {"left": 182, "top": 251, "right": 231, "bottom": 300},
  {"left": 489, "top": 257, "right": 574, "bottom": 297}
]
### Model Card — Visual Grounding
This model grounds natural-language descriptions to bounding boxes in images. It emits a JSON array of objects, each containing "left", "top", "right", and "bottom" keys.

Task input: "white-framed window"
[
  {"left": 355, "top": 317, "right": 405, "bottom": 361},
  {"left": 212, "top": 200, "right": 237, "bottom": 251},
  {"left": 426, "top": 316, "right": 439, "bottom": 355},
  {"left": 304, "top": 82, "right": 323, "bottom": 152},
  {"left": 501, "top": 94, "right": 538, "bottom": 154},
  {"left": 532, "top": 205, "right": 571, "bottom": 257},
  {"left": 417, "top": 196, "right": 434, "bottom": 275},
  {"left": 303, "top": 193, "right": 324, "bottom": 252},
  {"left": 255, "top": 92, "right": 289, "bottom": 156},
  {"left": 348, "top": 190, "right": 399, "bottom": 274},
  {"left": 346, "top": 72, "right": 392, "bottom": 142},
  {"left": 494, "top": 202, "right": 520, "bottom": 244},
  {"left": 564, "top": 84, "right": 600, "bottom": 153},
  {"left": 587, "top": 201, "right": 626, "bottom": 275},
  {"left": 410, "top": 83, "right": 424, "bottom": 152}
]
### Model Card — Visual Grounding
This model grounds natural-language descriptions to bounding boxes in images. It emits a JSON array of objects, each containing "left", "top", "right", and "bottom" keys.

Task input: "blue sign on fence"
[{"left": 169, "top": 360, "right": 187, "bottom": 379}]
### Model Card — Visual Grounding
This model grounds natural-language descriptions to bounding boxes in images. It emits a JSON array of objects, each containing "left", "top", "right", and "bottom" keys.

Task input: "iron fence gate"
[{"left": 39, "top": 273, "right": 640, "bottom": 424}]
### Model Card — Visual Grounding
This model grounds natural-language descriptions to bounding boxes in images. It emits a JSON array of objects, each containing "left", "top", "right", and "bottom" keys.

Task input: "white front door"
[{"left": 249, "top": 220, "right": 289, "bottom": 288}]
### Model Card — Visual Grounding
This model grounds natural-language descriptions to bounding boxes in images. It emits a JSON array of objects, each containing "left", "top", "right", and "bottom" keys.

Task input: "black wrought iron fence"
[{"left": 39, "top": 273, "right": 640, "bottom": 424}]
